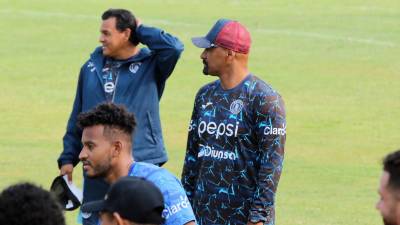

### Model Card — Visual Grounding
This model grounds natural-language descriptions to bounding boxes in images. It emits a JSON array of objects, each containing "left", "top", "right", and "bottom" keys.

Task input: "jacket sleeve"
[
  {"left": 57, "top": 67, "right": 84, "bottom": 168},
  {"left": 181, "top": 95, "right": 201, "bottom": 204},
  {"left": 135, "top": 24, "right": 184, "bottom": 96},
  {"left": 249, "top": 93, "right": 286, "bottom": 224}
]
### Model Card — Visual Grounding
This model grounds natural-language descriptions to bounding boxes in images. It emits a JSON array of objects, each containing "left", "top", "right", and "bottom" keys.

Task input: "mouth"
[
  {"left": 102, "top": 45, "right": 108, "bottom": 50},
  {"left": 82, "top": 161, "right": 91, "bottom": 170}
]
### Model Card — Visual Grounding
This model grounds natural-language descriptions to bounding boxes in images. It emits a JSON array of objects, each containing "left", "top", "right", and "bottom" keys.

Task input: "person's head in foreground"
[
  {"left": 82, "top": 176, "right": 165, "bottom": 225},
  {"left": 0, "top": 182, "right": 65, "bottom": 225},
  {"left": 377, "top": 149, "right": 400, "bottom": 225},
  {"left": 191, "top": 18, "right": 251, "bottom": 78},
  {"left": 78, "top": 102, "right": 136, "bottom": 182}
]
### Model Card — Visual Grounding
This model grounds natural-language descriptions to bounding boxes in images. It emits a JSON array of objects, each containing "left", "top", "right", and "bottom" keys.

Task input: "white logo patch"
[
  {"left": 263, "top": 124, "right": 286, "bottom": 136},
  {"left": 198, "top": 144, "right": 238, "bottom": 161},
  {"left": 129, "top": 63, "right": 141, "bottom": 74},
  {"left": 81, "top": 212, "right": 92, "bottom": 219},
  {"left": 230, "top": 99, "right": 243, "bottom": 114},
  {"left": 162, "top": 195, "right": 190, "bottom": 219},
  {"left": 104, "top": 82, "right": 115, "bottom": 93},
  {"left": 197, "top": 120, "right": 239, "bottom": 139},
  {"left": 87, "top": 61, "right": 94, "bottom": 68},
  {"left": 87, "top": 61, "right": 96, "bottom": 72},
  {"left": 201, "top": 102, "right": 213, "bottom": 109}
]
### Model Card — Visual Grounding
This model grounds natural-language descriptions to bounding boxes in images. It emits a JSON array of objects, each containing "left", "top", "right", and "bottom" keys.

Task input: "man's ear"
[
  {"left": 226, "top": 49, "right": 236, "bottom": 63},
  {"left": 123, "top": 28, "right": 131, "bottom": 41},
  {"left": 112, "top": 140, "right": 123, "bottom": 158}
]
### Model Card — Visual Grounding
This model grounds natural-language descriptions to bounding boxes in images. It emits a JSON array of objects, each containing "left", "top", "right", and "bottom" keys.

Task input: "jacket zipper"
[{"left": 111, "top": 73, "right": 119, "bottom": 103}]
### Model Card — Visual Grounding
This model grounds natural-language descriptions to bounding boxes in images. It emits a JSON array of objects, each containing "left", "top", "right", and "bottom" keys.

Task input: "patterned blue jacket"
[{"left": 182, "top": 74, "right": 286, "bottom": 225}]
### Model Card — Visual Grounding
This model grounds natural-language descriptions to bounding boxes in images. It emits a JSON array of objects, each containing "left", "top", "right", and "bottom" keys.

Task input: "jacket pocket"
[{"left": 146, "top": 111, "right": 158, "bottom": 145}]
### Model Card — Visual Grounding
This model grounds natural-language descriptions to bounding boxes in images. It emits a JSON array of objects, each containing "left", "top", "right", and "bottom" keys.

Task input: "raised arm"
[{"left": 135, "top": 23, "right": 184, "bottom": 91}]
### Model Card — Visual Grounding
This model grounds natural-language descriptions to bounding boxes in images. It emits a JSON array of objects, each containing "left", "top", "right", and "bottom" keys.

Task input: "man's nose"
[
  {"left": 99, "top": 35, "right": 105, "bottom": 43},
  {"left": 200, "top": 50, "right": 207, "bottom": 59},
  {"left": 79, "top": 147, "right": 87, "bottom": 160},
  {"left": 375, "top": 199, "right": 381, "bottom": 210}
]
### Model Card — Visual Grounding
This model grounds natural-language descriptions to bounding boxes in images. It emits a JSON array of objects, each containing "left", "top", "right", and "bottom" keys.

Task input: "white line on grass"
[
  {"left": 0, "top": 9, "right": 97, "bottom": 20},
  {"left": 1, "top": 9, "right": 397, "bottom": 48},
  {"left": 254, "top": 28, "right": 398, "bottom": 47}
]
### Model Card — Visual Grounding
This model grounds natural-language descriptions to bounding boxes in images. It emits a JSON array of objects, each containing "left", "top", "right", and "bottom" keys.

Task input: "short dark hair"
[
  {"left": 102, "top": 8, "right": 140, "bottom": 46},
  {"left": 383, "top": 150, "right": 400, "bottom": 189},
  {"left": 77, "top": 103, "right": 137, "bottom": 139},
  {"left": 0, "top": 182, "right": 65, "bottom": 225}
]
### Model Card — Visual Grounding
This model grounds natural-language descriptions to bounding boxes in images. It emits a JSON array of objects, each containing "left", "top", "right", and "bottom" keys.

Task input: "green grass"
[{"left": 0, "top": 0, "right": 399, "bottom": 224}]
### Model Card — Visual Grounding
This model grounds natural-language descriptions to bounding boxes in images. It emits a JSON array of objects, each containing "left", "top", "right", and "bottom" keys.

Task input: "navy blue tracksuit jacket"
[{"left": 57, "top": 24, "right": 184, "bottom": 205}]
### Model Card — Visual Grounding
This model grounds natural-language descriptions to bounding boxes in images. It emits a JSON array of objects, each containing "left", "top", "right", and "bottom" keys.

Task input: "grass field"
[{"left": 0, "top": 0, "right": 399, "bottom": 224}]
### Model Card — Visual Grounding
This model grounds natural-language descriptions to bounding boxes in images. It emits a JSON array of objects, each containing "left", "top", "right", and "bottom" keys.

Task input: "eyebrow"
[{"left": 82, "top": 140, "right": 95, "bottom": 145}]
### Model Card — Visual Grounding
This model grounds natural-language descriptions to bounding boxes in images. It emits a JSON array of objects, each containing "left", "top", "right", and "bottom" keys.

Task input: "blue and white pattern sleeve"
[
  {"left": 181, "top": 92, "right": 201, "bottom": 203},
  {"left": 132, "top": 163, "right": 196, "bottom": 225},
  {"left": 249, "top": 93, "right": 286, "bottom": 224},
  {"left": 149, "top": 170, "right": 196, "bottom": 225}
]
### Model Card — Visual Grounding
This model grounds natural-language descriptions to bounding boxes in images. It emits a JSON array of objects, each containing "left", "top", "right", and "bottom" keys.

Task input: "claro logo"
[
  {"left": 162, "top": 195, "right": 191, "bottom": 219},
  {"left": 189, "top": 120, "right": 239, "bottom": 139},
  {"left": 263, "top": 124, "right": 286, "bottom": 136}
]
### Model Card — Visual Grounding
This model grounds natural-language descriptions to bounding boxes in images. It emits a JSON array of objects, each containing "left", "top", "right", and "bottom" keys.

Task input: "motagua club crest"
[
  {"left": 129, "top": 62, "right": 141, "bottom": 74},
  {"left": 230, "top": 99, "right": 244, "bottom": 115}
]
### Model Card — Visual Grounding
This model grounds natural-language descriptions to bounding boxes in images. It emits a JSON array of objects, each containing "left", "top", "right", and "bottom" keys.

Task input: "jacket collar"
[{"left": 89, "top": 46, "right": 152, "bottom": 74}]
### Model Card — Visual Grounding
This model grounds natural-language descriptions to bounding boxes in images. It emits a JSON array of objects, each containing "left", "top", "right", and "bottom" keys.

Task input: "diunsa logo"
[
  {"left": 230, "top": 99, "right": 243, "bottom": 114},
  {"left": 198, "top": 144, "right": 238, "bottom": 161}
]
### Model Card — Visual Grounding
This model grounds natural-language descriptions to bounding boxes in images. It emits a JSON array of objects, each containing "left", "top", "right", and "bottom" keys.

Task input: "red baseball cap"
[{"left": 192, "top": 19, "right": 251, "bottom": 54}]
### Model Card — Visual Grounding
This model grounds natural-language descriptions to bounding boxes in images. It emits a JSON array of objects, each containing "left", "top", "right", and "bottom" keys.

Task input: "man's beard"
[
  {"left": 383, "top": 217, "right": 397, "bottom": 225},
  {"left": 84, "top": 160, "right": 112, "bottom": 179},
  {"left": 202, "top": 60, "right": 209, "bottom": 75}
]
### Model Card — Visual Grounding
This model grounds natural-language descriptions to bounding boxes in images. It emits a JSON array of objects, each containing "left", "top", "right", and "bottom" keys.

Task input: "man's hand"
[
  {"left": 247, "top": 222, "right": 263, "bottom": 225},
  {"left": 60, "top": 164, "right": 74, "bottom": 183},
  {"left": 136, "top": 18, "right": 142, "bottom": 27}
]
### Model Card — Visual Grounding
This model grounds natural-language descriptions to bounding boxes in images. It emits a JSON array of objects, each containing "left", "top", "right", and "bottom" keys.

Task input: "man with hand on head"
[
  {"left": 78, "top": 103, "right": 196, "bottom": 225},
  {"left": 182, "top": 19, "right": 286, "bottom": 225},
  {"left": 376, "top": 150, "right": 400, "bottom": 225},
  {"left": 57, "top": 8, "right": 184, "bottom": 225}
]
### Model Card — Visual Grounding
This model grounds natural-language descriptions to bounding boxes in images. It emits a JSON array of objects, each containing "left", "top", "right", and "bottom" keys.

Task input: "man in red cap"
[{"left": 182, "top": 19, "right": 286, "bottom": 225}]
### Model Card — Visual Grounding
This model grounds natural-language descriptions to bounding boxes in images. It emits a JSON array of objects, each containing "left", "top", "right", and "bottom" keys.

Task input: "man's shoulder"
[
  {"left": 80, "top": 47, "right": 103, "bottom": 69},
  {"left": 133, "top": 162, "right": 177, "bottom": 181},
  {"left": 248, "top": 74, "right": 281, "bottom": 98},
  {"left": 196, "top": 79, "right": 219, "bottom": 96},
  {"left": 131, "top": 47, "right": 153, "bottom": 61},
  {"left": 133, "top": 161, "right": 160, "bottom": 173}
]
